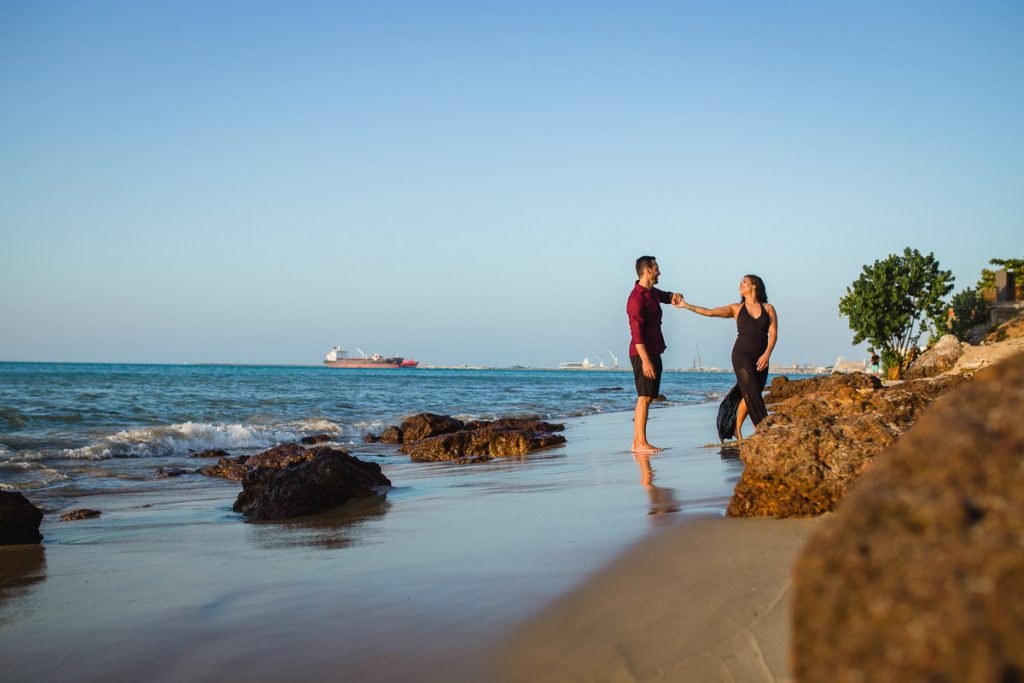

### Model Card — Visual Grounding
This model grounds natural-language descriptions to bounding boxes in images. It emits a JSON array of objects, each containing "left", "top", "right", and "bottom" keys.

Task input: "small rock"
[
  {"left": 362, "top": 433, "right": 380, "bottom": 443},
  {"left": 60, "top": 509, "right": 102, "bottom": 522},
  {"left": 0, "top": 491, "right": 44, "bottom": 545},
  {"left": 232, "top": 447, "right": 391, "bottom": 520},
  {"left": 379, "top": 426, "right": 403, "bottom": 444},
  {"left": 300, "top": 434, "right": 332, "bottom": 445},
  {"left": 190, "top": 449, "right": 230, "bottom": 459},
  {"left": 198, "top": 456, "right": 250, "bottom": 480},
  {"left": 155, "top": 467, "right": 196, "bottom": 478},
  {"left": 905, "top": 334, "right": 964, "bottom": 379}
]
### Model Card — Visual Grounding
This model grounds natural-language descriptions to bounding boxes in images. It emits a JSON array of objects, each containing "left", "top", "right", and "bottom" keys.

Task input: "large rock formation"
[
  {"left": 233, "top": 446, "right": 391, "bottom": 520},
  {"left": 397, "top": 413, "right": 465, "bottom": 442},
  {"left": 727, "top": 372, "right": 967, "bottom": 517},
  {"left": 792, "top": 351, "right": 1024, "bottom": 682},
  {"left": 904, "top": 334, "right": 964, "bottom": 379},
  {"left": 0, "top": 491, "right": 44, "bottom": 545}
]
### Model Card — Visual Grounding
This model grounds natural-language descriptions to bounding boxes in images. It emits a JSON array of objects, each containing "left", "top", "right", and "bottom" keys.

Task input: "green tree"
[
  {"left": 977, "top": 257, "right": 1024, "bottom": 300},
  {"left": 838, "top": 248, "right": 954, "bottom": 376},
  {"left": 932, "top": 287, "right": 988, "bottom": 342}
]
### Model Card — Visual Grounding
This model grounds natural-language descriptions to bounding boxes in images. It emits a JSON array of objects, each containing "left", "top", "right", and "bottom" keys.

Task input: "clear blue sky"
[{"left": 2, "top": 1, "right": 1021, "bottom": 368}]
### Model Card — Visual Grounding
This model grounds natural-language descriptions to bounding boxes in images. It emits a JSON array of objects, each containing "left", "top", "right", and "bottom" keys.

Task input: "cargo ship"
[{"left": 323, "top": 346, "right": 417, "bottom": 369}]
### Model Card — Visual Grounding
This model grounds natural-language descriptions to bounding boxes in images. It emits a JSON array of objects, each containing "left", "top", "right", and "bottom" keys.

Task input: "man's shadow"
[{"left": 633, "top": 453, "right": 681, "bottom": 522}]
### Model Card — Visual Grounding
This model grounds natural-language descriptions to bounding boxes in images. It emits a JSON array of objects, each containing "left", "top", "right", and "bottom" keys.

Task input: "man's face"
[{"left": 646, "top": 261, "right": 660, "bottom": 284}]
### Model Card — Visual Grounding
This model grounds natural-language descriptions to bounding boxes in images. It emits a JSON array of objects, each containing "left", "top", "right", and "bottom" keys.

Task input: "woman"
[{"left": 676, "top": 275, "right": 778, "bottom": 441}]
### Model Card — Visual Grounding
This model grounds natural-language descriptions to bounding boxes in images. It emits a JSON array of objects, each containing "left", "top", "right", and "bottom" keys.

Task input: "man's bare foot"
[{"left": 632, "top": 443, "right": 663, "bottom": 454}]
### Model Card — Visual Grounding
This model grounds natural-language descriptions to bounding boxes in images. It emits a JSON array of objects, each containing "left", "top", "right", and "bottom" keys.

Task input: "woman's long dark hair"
[{"left": 740, "top": 274, "right": 768, "bottom": 304}]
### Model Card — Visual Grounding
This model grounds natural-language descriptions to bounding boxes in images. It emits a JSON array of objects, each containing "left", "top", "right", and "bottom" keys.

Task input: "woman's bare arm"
[{"left": 676, "top": 297, "right": 738, "bottom": 318}]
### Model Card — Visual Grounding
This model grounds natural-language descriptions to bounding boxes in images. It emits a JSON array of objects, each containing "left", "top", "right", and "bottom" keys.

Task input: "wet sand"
[
  {"left": 1, "top": 403, "right": 755, "bottom": 682},
  {"left": 493, "top": 516, "right": 825, "bottom": 683}
]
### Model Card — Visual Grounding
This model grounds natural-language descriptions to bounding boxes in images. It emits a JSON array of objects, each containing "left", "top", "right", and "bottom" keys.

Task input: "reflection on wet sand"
[
  {"left": 0, "top": 545, "right": 47, "bottom": 618},
  {"left": 243, "top": 494, "right": 391, "bottom": 550},
  {"left": 633, "top": 454, "right": 681, "bottom": 520},
  {"left": 719, "top": 444, "right": 741, "bottom": 460}
]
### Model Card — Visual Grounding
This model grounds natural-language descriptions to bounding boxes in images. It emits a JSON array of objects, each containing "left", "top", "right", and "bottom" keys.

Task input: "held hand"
[
  {"left": 670, "top": 292, "right": 682, "bottom": 306},
  {"left": 756, "top": 354, "right": 770, "bottom": 371},
  {"left": 642, "top": 360, "right": 656, "bottom": 379}
]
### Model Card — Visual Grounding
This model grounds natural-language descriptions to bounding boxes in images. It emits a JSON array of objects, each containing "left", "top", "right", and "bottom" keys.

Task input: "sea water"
[{"left": 0, "top": 362, "right": 752, "bottom": 503}]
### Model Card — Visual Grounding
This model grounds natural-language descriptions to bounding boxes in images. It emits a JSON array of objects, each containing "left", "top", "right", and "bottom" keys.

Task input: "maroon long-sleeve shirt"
[{"left": 627, "top": 281, "right": 673, "bottom": 357}]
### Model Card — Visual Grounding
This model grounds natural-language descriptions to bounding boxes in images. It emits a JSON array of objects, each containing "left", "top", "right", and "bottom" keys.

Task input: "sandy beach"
[{"left": 0, "top": 401, "right": 816, "bottom": 682}]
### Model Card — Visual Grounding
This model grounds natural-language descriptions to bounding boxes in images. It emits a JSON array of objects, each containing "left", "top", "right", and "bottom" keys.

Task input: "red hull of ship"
[{"left": 324, "top": 360, "right": 402, "bottom": 369}]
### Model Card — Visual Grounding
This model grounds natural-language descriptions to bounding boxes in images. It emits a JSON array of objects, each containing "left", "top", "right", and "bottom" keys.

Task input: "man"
[{"left": 627, "top": 256, "right": 682, "bottom": 454}]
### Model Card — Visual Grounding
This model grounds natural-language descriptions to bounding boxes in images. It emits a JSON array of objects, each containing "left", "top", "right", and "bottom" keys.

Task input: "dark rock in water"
[
  {"left": 596, "top": 387, "right": 624, "bottom": 392},
  {"left": 398, "top": 413, "right": 465, "bottom": 442},
  {"left": 155, "top": 467, "right": 196, "bottom": 478},
  {"left": 653, "top": 394, "right": 667, "bottom": 402},
  {"left": 362, "top": 433, "right": 380, "bottom": 443},
  {"left": 792, "top": 351, "right": 1024, "bottom": 682},
  {"left": 379, "top": 426, "right": 403, "bottom": 444},
  {"left": 233, "top": 446, "right": 391, "bottom": 520},
  {"left": 190, "top": 448, "right": 230, "bottom": 459},
  {"left": 0, "top": 492, "right": 43, "bottom": 545},
  {"left": 300, "top": 433, "right": 332, "bottom": 445},
  {"left": 60, "top": 509, "right": 101, "bottom": 522},
  {"left": 198, "top": 455, "right": 250, "bottom": 480},
  {"left": 728, "top": 372, "right": 968, "bottom": 518},
  {"left": 905, "top": 333, "right": 964, "bottom": 379},
  {"left": 406, "top": 427, "right": 566, "bottom": 462}
]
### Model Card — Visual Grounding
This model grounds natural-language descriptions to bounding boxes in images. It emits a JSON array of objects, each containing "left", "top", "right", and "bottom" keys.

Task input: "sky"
[{"left": 1, "top": 1, "right": 1021, "bottom": 369}]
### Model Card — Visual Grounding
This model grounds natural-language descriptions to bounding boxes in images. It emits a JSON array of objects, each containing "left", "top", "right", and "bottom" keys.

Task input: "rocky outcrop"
[
  {"left": 233, "top": 446, "right": 391, "bottom": 520},
  {"left": 371, "top": 413, "right": 568, "bottom": 464},
  {"left": 397, "top": 413, "right": 466, "bottom": 442},
  {"left": 727, "top": 372, "right": 968, "bottom": 518},
  {"left": 792, "top": 351, "right": 1024, "bottom": 682},
  {"left": 905, "top": 334, "right": 964, "bottom": 379},
  {"left": 197, "top": 455, "right": 250, "bottom": 480},
  {"left": 60, "top": 509, "right": 101, "bottom": 522},
  {"left": 0, "top": 491, "right": 43, "bottom": 545},
  {"left": 300, "top": 434, "right": 332, "bottom": 445},
  {"left": 405, "top": 427, "right": 566, "bottom": 462}
]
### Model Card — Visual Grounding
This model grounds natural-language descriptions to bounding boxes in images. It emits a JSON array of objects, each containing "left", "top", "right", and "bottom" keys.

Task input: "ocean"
[{"left": 0, "top": 363, "right": 749, "bottom": 504}]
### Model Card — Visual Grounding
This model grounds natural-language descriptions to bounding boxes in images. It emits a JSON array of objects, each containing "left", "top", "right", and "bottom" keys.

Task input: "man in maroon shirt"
[{"left": 627, "top": 256, "right": 682, "bottom": 454}]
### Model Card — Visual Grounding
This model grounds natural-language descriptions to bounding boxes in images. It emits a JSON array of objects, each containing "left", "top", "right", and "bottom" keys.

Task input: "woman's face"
[{"left": 739, "top": 277, "right": 752, "bottom": 296}]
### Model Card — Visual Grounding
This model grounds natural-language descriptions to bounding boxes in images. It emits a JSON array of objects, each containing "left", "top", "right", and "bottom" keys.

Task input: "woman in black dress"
[{"left": 676, "top": 275, "right": 778, "bottom": 440}]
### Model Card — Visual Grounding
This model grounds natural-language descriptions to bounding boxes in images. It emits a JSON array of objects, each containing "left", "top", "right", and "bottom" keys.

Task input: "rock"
[
  {"left": 232, "top": 446, "right": 391, "bottom": 520},
  {"left": 198, "top": 455, "right": 250, "bottom": 480},
  {"left": 155, "top": 467, "right": 196, "bottom": 478},
  {"left": 727, "top": 373, "right": 968, "bottom": 518},
  {"left": 792, "top": 351, "right": 1024, "bottom": 682},
  {"left": 405, "top": 427, "right": 566, "bottom": 462},
  {"left": 463, "top": 418, "right": 565, "bottom": 433},
  {"left": 300, "top": 434, "right": 331, "bottom": 445},
  {"left": 765, "top": 372, "right": 880, "bottom": 404},
  {"left": 905, "top": 334, "right": 964, "bottom": 379},
  {"left": 0, "top": 491, "right": 43, "bottom": 545},
  {"left": 246, "top": 443, "right": 314, "bottom": 469},
  {"left": 59, "top": 509, "right": 101, "bottom": 522},
  {"left": 190, "top": 449, "right": 230, "bottom": 459},
  {"left": 596, "top": 387, "right": 624, "bottom": 392},
  {"left": 398, "top": 413, "right": 465, "bottom": 442},
  {"left": 362, "top": 433, "right": 380, "bottom": 443},
  {"left": 379, "top": 426, "right": 403, "bottom": 444}
]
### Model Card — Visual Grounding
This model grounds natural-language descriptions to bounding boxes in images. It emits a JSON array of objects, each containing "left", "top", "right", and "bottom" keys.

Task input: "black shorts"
[{"left": 631, "top": 353, "right": 663, "bottom": 398}]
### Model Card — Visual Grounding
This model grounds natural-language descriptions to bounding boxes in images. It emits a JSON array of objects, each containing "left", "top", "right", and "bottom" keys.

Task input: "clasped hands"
[{"left": 671, "top": 292, "right": 686, "bottom": 308}]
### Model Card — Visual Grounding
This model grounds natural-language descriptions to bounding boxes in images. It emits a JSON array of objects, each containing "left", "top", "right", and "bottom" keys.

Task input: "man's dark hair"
[{"left": 636, "top": 256, "right": 657, "bottom": 277}]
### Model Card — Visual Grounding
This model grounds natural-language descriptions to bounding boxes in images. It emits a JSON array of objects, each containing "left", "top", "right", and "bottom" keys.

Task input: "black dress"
[{"left": 716, "top": 303, "right": 771, "bottom": 441}]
